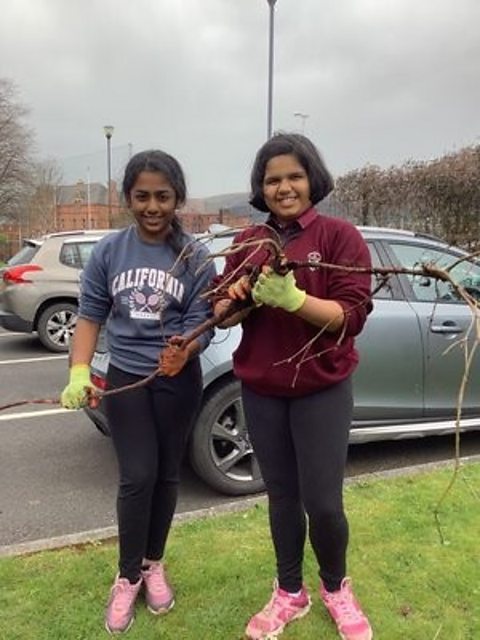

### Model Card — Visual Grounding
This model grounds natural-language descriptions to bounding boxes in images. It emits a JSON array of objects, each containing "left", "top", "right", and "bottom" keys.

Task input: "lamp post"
[
  {"left": 294, "top": 112, "right": 309, "bottom": 134},
  {"left": 103, "top": 125, "right": 114, "bottom": 227},
  {"left": 266, "top": 0, "right": 278, "bottom": 139}
]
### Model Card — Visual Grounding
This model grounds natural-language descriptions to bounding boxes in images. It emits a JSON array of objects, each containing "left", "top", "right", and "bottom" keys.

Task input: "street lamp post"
[
  {"left": 266, "top": 0, "right": 278, "bottom": 139},
  {"left": 294, "top": 112, "right": 309, "bottom": 134},
  {"left": 103, "top": 125, "right": 114, "bottom": 227}
]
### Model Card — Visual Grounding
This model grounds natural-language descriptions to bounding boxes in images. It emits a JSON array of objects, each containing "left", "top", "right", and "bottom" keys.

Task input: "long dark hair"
[
  {"left": 249, "top": 132, "right": 334, "bottom": 212},
  {"left": 122, "top": 149, "right": 188, "bottom": 255}
]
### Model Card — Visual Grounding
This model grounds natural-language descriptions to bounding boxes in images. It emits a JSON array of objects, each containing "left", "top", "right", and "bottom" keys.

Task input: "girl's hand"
[
  {"left": 61, "top": 364, "right": 92, "bottom": 409},
  {"left": 252, "top": 268, "right": 306, "bottom": 312},
  {"left": 159, "top": 338, "right": 189, "bottom": 376},
  {"left": 227, "top": 274, "right": 252, "bottom": 301}
]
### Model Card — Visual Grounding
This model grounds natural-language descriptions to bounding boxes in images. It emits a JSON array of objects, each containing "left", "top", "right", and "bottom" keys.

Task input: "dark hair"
[
  {"left": 122, "top": 149, "right": 186, "bottom": 206},
  {"left": 122, "top": 149, "right": 188, "bottom": 256},
  {"left": 249, "top": 132, "right": 334, "bottom": 212}
]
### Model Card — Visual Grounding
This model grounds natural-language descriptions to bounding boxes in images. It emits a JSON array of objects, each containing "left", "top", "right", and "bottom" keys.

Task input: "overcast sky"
[{"left": 1, "top": 0, "right": 479, "bottom": 198}]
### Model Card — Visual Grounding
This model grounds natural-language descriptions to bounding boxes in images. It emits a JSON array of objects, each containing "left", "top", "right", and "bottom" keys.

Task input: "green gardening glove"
[
  {"left": 61, "top": 364, "right": 92, "bottom": 409},
  {"left": 252, "top": 269, "right": 306, "bottom": 312}
]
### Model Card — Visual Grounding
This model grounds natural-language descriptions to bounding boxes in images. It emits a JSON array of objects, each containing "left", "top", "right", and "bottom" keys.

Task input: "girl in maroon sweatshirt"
[{"left": 215, "top": 133, "right": 373, "bottom": 640}]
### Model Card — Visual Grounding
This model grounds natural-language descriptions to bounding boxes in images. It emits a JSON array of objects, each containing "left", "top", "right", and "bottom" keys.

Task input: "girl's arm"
[
  {"left": 69, "top": 317, "right": 102, "bottom": 366},
  {"left": 293, "top": 296, "right": 344, "bottom": 332}
]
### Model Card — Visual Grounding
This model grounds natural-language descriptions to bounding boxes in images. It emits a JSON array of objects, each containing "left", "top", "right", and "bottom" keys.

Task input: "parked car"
[
  {"left": 84, "top": 226, "right": 480, "bottom": 496},
  {"left": 0, "top": 229, "right": 114, "bottom": 352}
]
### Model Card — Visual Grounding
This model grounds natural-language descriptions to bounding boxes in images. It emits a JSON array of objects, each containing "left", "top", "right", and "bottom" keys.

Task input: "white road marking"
[
  {"left": 0, "top": 355, "right": 67, "bottom": 365},
  {"left": 0, "top": 407, "right": 73, "bottom": 421}
]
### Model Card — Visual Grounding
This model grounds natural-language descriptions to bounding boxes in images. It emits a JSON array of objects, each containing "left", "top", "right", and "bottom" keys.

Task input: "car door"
[
  {"left": 386, "top": 240, "right": 480, "bottom": 418},
  {"left": 352, "top": 241, "right": 425, "bottom": 421}
]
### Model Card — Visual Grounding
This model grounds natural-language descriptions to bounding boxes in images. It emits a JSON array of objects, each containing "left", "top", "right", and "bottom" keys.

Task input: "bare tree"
[
  {"left": 28, "top": 158, "right": 63, "bottom": 235},
  {"left": 334, "top": 143, "right": 480, "bottom": 250},
  {"left": 335, "top": 165, "right": 386, "bottom": 226},
  {"left": 0, "top": 78, "right": 35, "bottom": 225}
]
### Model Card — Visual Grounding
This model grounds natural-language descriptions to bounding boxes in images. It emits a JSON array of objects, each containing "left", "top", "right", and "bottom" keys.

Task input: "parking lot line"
[
  {"left": 0, "top": 355, "right": 67, "bottom": 365},
  {"left": 0, "top": 407, "right": 71, "bottom": 421}
]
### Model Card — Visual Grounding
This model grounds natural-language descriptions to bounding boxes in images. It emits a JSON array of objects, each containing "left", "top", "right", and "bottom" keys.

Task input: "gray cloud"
[{"left": 1, "top": 0, "right": 479, "bottom": 197}]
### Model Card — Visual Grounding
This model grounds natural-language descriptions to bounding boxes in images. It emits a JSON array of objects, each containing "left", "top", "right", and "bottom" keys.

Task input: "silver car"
[
  {"left": 0, "top": 229, "right": 113, "bottom": 352},
  {"left": 84, "top": 226, "right": 480, "bottom": 495}
]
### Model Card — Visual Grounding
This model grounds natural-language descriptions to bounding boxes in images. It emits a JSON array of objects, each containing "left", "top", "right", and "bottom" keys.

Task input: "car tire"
[
  {"left": 37, "top": 302, "right": 78, "bottom": 352},
  {"left": 189, "top": 378, "right": 265, "bottom": 496}
]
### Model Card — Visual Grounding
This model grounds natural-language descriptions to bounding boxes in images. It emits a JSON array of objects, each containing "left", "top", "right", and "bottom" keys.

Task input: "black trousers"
[
  {"left": 242, "top": 377, "right": 352, "bottom": 593},
  {"left": 105, "top": 360, "right": 202, "bottom": 582}
]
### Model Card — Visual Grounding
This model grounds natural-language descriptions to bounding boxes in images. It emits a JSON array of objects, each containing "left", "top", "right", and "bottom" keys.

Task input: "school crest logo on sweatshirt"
[{"left": 307, "top": 251, "right": 322, "bottom": 271}]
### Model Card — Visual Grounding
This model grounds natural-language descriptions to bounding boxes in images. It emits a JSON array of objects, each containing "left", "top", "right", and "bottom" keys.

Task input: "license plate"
[{"left": 91, "top": 350, "right": 110, "bottom": 374}]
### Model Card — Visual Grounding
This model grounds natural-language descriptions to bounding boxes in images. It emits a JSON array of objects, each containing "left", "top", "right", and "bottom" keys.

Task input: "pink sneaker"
[
  {"left": 105, "top": 575, "right": 142, "bottom": 634},
  {"left": 141, "top": 562, "right": 175, "bottom": 614},
  {"left": 320, "top": 577, "right": 372, "bottom": 640},
  {"left": 245, "top": 582, "right": 311, "bottom": 639}
]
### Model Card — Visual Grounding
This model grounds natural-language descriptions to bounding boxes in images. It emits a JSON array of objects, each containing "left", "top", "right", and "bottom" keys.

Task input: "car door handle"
[{"left": 430, "top": 322, "right": 463, "bottom": 334}]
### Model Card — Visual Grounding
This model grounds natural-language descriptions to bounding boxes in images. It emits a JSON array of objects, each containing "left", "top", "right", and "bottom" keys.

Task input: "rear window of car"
[{"left": 7, "top": 241, "right": 41, "bottom": 266}]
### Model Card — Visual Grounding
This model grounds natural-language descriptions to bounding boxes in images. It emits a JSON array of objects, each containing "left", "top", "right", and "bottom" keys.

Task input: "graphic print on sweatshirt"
[{"left": 112, "top": 267, "right": 185, "bottom": 320}]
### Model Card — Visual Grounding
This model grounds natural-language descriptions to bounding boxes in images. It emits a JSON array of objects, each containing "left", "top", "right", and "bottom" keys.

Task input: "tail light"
[
  {"left": 90, "top": 372, "right": 107, "bottom": 391},
  {"left": 3, "top": 264, "right": 43, "bottom": 284}
]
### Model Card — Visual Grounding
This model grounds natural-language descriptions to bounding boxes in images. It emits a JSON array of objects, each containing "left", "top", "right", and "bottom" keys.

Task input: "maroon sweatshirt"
[{"left": 218, "top": 208, "right": 373, "bottom": 397}]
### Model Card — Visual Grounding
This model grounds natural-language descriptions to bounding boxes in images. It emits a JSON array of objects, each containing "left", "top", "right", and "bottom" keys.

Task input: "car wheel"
[
  {"left": 37, "top": 302, "right": 78, "bottom": 352},
  {"left": 189, "top": 378, "right": 265, "bottom": 496}
]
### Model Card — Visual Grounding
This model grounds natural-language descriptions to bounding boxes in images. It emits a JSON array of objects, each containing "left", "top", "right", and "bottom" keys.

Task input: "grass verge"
[{"left": 1, "top": 462, "right": 479, "bottom": 639}]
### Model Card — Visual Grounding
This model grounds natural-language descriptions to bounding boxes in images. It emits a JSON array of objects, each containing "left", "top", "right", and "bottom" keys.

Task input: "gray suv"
[
  {"left": 0, "top": 229, "right": 113, "bottom": 352},
  {"left": 84, "top": 226, "right": 480, "bottom": 496}
]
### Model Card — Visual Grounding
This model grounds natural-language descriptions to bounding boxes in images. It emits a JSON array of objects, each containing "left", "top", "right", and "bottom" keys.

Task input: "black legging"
[
  {"left": 242, "top": 377, "right": 352, "bottom": 593},
  {"left": 105, "top": 360, "right": 203, "bottom": 583}
]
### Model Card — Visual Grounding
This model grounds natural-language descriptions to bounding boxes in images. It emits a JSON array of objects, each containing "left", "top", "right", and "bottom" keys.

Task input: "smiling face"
[
  {"left": 128, "top": 170, "right": 177, "bottom": 243},
  {"left": 262, "top": 153, "right": 312, "bottom": 223}
]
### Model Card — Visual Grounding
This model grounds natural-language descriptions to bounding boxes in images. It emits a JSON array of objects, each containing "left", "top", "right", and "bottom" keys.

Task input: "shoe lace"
[
  {"left": 111, "top": 579, "right": 138, "bottom": 611},
  {"left": 325, "top": 586, "right": 362, "bottom": 624},
  {"left": 145, "top": 564, "right": 168, "bottom": 595},
  {"left": 262, "top": 589, "right": 297, "bottom": 617}
]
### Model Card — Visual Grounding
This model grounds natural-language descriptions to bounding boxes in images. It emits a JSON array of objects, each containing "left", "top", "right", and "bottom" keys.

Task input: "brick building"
[
  {"left": 55, "top": 181, "right": 121, "bottom": 231},
  {"left": 0, "top": 181, "right": 254, "bottom": 261},
  {"left": 53, "top": 182, "right": 252, "bottom": 234},
  {"left": 178, "top": 208, "right": 251, "bottom": 233}
]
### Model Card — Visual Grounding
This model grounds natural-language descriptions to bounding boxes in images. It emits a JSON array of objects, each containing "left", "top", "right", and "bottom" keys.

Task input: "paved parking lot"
[{"left": 1, "top": 328, "right": 480, "bottom": 549}]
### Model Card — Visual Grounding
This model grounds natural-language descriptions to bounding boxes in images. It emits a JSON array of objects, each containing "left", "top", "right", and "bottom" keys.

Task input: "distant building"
[
  {"left": 55, "top": 181, "right": 121, "bottom": 231},
  {"left": 55, "top": 183, "right": 253, "bottom": 234},
  {"left": 178, "top": 207, "right": 251, "bottom": 233},
  {"left": 0, "top": 185, "right": 257, "bottom": 261}
]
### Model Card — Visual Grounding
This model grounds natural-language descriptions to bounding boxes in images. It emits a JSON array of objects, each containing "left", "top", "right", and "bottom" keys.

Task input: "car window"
[
  {"left": 77, "top": 241, "right": 98, "bottom": 267},
  {"left": 388, "top": 242, "right": 480, "bottom": 302},
  {"left": 60, "top": 241, "right": 97, "bottom": 269},
  {"left": 7, "top": 241, "right": 41, "bottom": 266},
  {"left": 367, "top": 242, "right": 393, "bottom": 300},
  {"left": 60, "top": 243, "right": 79, "bottom": 267}
]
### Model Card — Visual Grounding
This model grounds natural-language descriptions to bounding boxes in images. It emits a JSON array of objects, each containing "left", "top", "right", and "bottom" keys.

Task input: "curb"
[{"left": 1, "top": 454, "right": 479, "bottom": 559}]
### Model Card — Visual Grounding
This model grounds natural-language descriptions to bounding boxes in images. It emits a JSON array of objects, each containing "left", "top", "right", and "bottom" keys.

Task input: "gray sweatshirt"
[{"left": 79, "top": 225, "right": 216, "bottom": 376}]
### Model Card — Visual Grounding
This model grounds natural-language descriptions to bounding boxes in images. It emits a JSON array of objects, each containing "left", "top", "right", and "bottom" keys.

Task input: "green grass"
[{"left": 1, "top": 463, "right": 479, "bottom": 640}]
